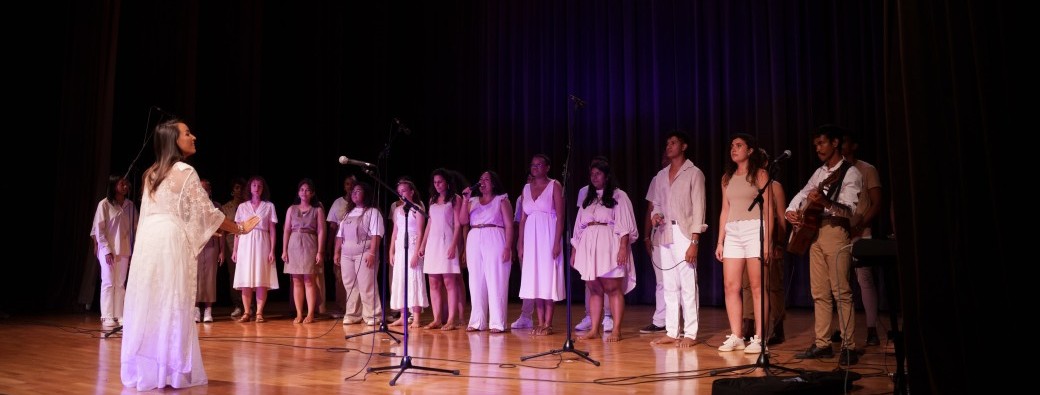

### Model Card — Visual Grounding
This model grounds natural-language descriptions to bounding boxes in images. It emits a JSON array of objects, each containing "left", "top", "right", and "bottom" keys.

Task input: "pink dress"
[
  {"left": 423, "top": 198, "right": 460, "bottom": 274},
  {"left": 570, "top": 187, "right": 638, "bottom": 293},
  {"left": 519, "top": 181, "right": 565, "bottom": 301}
]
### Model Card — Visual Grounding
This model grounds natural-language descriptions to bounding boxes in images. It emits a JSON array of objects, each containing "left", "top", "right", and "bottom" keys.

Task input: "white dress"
[
  {"left": 121, "top": 162, "right": 223, "bottom": 390},
  {"left": 234, "top": 200, "right": 279, "bottom": 289},
  {"left": 519, "top": 181, "right": 565, "bottom": 301},
  {"left": 571, "top": 188, "right": 638, "bottom": 293},
  {"left": 391, "top": 205, "right": 429, "bottom": 309},
  {"left": 423, "top": 199, "right": 460, "bottom": 274}
]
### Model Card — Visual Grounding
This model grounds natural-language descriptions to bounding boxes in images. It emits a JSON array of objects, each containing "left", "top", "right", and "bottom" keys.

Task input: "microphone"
[
  {"left": 338, "top": 156, "right": 377, "bottom": 168},
  {"left": 773, "top": 149, "right": 792, "bottom": 162},
  {"left": 568, "top": 94, "right": 586, "bottom": 107},
  {"left": 392, "top": 118, "right": 412, "bottom": 135}
]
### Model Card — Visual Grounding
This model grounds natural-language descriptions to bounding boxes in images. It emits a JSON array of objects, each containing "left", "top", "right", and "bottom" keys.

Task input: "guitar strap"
[{"left": 824, "top": 161, "right": 854, "bottom": 201}]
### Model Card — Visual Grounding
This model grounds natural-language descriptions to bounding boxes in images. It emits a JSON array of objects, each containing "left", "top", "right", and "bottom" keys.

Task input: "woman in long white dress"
[
  {"left": 570, "top": 159, "right": 637, "bottom": 342},
  {"left": 387, "top": 177, "right": 428, "bottom": 328},
  {"left": 517, "top": 154, "right": 565, "bottom": 336},
  {"left": 121, "top": 118, "right": 257, "bottom": 390}
]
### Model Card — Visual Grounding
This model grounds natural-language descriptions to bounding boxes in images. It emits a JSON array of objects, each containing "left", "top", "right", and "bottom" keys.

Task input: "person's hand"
[
  {"left": 651, "top": 213, "right": 664, "bottom": 227},
  {"left": 105, "top": 253, "right": 114, "bottom": 265},
  {"left": 239, "top": 216, "right": 261, "bottom": 234},
  {"left": 461, "top": 187, "right": 474, "bottom": 198},
  {"left": 268, "top": 251, "right": 275, "bottom": 264},
  {"left": 364, "top": 252, "right": 376, "bottom": 268},
  {"left": 410, "top": 254, "right": 421, "bottom": 268},
  {"left": 447, "top": 245, "right": 457, "bottom": 260},
  {"left": 617, "top": 242, "right": 630, "bottom": 267},
  {"left": 715, "top": 244, "right": 724, "bottom": 262},
  {"left": 218, "top": 252, "right": 225, "bottom": 266},
  {"left": 552, "top": 241, "right": 561, "bottom": 259},
  {"left": 501, "top": 247, "right": 510, "bottom": 263},
  {"left": 785, "top": 210, "right": 801, "bottom": 225},
  {"left": 315, "top": 252, "right": 323, "bottom": 265},
  {"left": 232, "top": 251, "right": 237, "bottom": 263},
  {"left": 333, "top": 253, "right": 341, "bottom": 266},
  {"left": 684, "top": 243, "right": 698, "bottom": 266},
  {"left": 281, "top": 251, "right": 288, "bottom": 262},
  {"left": 388, "top": 251, "right": 396, "bottom": 266}
]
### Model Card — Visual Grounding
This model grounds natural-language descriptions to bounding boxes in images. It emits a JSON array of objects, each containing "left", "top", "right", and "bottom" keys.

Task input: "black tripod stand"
[
  {"left": 365, "top": 174, "right": 459, "bottom": 385},
  {"left": 520, "top": 94, "right": 599, "bottom": 366},
  {"left": 710, "top": 156, "right": 801, "bottom": 376},
  {"left": 344, "top": 168, "right": 402, "bottom": 344},
  {"left": 103, "top": 325, "right": 122, "bottom": 339}
]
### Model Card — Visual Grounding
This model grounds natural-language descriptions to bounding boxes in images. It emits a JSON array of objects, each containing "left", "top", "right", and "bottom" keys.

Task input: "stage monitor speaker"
[{"left": 711, "top": 370, "right": 862, "bottom": 395}]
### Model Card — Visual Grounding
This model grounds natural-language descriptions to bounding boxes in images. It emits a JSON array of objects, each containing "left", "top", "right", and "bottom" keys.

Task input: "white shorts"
[{"left": 722, "top": 219, "right": 762, "bottom": 259}]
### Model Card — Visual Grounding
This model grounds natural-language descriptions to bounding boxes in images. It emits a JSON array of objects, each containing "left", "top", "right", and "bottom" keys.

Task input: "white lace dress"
[{"left": 121, "top": 162, "right": 224, "bottom": 390}]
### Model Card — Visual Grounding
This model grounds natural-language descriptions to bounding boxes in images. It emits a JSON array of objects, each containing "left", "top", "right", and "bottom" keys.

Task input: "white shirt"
[{"left": 787, "top": 158, "right": 863, "bottom": 218}]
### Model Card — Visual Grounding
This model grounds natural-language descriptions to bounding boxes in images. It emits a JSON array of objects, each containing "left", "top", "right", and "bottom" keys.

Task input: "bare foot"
[
  {"left": 651, "top": 335, "right": 679, "bottom": 345},
  {"left": 440, "top": 323, "right": 458, "bottom": 331},
  {"left": 388, "top": 318, "right": 404, "bottom": 327},
  {"left": 293, "top": 316, "right": 303, "bottom": 324},
  {"left": 423, "top": 321, "right": 443, "bottom": 330},
  {"left": 533, "top": 325, "right": 553, "bottom": 336},
  {"left": 606, "top": 331, "right": 622, "bottom": 342},
  {"left": 466, "top": 326, "right": 480, "bottom": 332},
  {"left": 578, "top": 330, "right": 601, "bottom": 340},
  {"left": 302, "top": 315, "right": 315, "bottom": 324},
  {"left": 678, "top": 337, "right": 699, "bottom": 348},
  {"left": 409, "top": 320, "right": 422, "bottom": 329},
  {"left": 489, "top": 328, "right": 504, "bottom": 333}
]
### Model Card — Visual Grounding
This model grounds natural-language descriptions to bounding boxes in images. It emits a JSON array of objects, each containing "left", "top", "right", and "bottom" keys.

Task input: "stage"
[{"left": 0, "top": 304, "right": 897, "bottom": 394}]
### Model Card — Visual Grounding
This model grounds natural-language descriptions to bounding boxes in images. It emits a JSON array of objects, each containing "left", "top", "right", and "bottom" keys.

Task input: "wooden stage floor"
[{"left": 0, "top": 303, "right": 897, "bottom": 394}]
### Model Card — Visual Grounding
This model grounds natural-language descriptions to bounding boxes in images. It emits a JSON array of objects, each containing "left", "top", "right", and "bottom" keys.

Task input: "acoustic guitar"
[{"left": 787, "top": 162, "right": 852, "bottom": 255}]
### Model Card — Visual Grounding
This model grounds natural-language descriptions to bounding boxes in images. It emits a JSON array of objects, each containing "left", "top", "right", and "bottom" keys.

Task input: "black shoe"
[
  {"left": 767, "top": 320, "right": 785, "bottom": 345},
  {"left": 830, "top": 330, "right": 842, "bottom": 342},
  {"left": 865, "top": 327, "right": 880, "bottom": 346},
  {"left": 795, "top": 344, "right": 834, "bottom": 359},
  {"left": 639, "top": 323, "right": 666, "bottom": 333},
  {"left": 839, "top": 348, "right": 859, "bottom": 365}
]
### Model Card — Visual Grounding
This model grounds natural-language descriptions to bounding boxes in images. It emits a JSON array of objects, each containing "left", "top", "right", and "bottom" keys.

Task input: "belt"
[
  {"left": 586, "top": 221, "right": 609, "bottom": 226},
  {"left": 821, "top": 217, "right": 851, "bottom": 228},
  {"left": 471, "top": 224, "right": 503, "bottom": 229},
  {"left": 292, "top": 228, "right": 317, "bottom": 235},
  {"left": 670, "top": 220, "right": 677, "bottom": 224}
]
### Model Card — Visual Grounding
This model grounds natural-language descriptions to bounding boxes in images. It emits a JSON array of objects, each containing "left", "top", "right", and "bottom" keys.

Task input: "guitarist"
[{"left": 786, "top": 125, "right": 863, "bottom": 365}]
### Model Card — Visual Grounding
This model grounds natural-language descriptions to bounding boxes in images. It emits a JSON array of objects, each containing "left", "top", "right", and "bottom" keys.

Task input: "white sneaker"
[
  {"left": 511, "top": 316, "right": 534, "bottom": 329},
  {"left": 575, "top": 315, "right": 593, "bottom": 331},
  {"left": 202, "top": 307, "right": 214, "bottom": 323},
  {"left": 718, "top": 334, "right": 746, "bottom": 352},
  {"left": 602, "top": 316, "right": 614, "bottom": 332},
  {"left": 744, "top": 335, "right": 763, "bottom": 354},
  {"left": 230, "top": 307, "right": 244, "bottom": 318},
  {"left": 342, "top": 316, "right": 362, "bottom": 325},
  {"left": 193, "top": 307, "right": 201, "bottom": 323}
]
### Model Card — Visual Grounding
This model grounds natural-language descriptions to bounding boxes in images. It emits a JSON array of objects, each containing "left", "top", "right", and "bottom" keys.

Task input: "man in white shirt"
[
  {"left": 648, "top": 131, "right": 708, "bottom": 348},
  {"left": 786, "top": 125, "right": 863, "bottom": 365}
]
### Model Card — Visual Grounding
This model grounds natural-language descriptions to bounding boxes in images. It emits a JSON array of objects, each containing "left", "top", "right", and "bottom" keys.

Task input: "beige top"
[
  {"left": 724, "top": 175, "right": 760, "bottom": 223},
  {"left": 850, "top": 159, "right": 882, "bottom": 234},
  {"left": 650, "top": 159, "right": 709, "bottom": 244}
]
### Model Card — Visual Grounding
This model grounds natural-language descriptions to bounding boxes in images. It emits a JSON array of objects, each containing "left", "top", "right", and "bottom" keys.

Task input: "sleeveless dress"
[
  {"left": 423, "top": 199, "right": 460, "bottom": 274},
  {"left": 284, "top": 206, "right": 319, "bottom": 275},
  {"left": 519, "top": 181, "right": 565, "bottom": 301},
  {"left": 391, "top": 205, "right": 429, "bottom": 309}
]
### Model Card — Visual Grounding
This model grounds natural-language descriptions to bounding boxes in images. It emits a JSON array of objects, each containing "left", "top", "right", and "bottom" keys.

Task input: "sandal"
[
  {"left": 255, "top": 314, "right": 266, "bottom": 323},
  {"left": 237, "top": 313, "right": 252, "bottom": 323}
]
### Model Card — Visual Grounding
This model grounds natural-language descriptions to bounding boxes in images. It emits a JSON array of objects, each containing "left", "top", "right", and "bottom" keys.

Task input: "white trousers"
[
  {"left": 466, "top": 228, "right": 511, "bottom": 331},
  {"left": 651, "top": 244, "right": 666, "bottom": 326},
  {"left": 97, "top": 252, "right": 129, "bottom": 320},
  {"left": 660, "top": 224, "right": 699, "bottom": 339}
]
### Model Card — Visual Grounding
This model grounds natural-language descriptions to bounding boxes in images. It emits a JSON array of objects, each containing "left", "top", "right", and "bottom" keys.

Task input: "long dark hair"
[
  {"left": 722, "top": 133, "right": 766, "bottom": 187},
  {"left": 293, "top": 178, "right": 318, "bottom": 206},
  {"left": 143, "top": 118, "right": 186, "bottom": 194},
  {"left": 428, "top": 168, "right": 459, "bottom": 205},
  {"left": 354, "top": 182, "right": 374, "bottom": 208},
  {"left": 106, "top": 175, "right": 126, "bottom": 204},
  {"left": 581, "top": 158, "right": 619, "bottom": 209},
  {"left": 480, "top": 170, "right": 507, "bottom": 196}
]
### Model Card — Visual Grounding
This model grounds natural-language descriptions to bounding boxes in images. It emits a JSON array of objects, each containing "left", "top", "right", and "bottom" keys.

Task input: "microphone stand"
[
  {"left": 520, "top": 95, "right": 599, "bottom": 366},
  {"left": 710, "top": 158, "right": 802, "bottom": 376},
  {"left": 365, "top": 172, "right": 460, "bottom": 385}
]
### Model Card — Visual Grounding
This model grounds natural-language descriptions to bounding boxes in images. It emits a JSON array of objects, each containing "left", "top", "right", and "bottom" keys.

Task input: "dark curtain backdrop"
[{"left": 15, "top": 1, "right": 1007, "bottom": 393}]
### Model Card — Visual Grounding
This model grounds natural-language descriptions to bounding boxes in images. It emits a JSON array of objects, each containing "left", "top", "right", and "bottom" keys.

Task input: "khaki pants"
[{"left": 808, "top": 224, "right": 855, "bottom": 349}]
